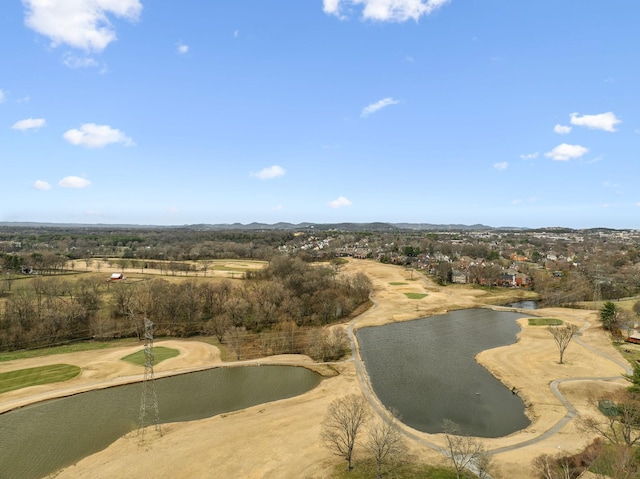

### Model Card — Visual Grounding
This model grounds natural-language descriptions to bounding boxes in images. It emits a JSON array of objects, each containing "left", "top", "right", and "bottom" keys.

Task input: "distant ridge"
[
  {"left": 0, "top": 221, "right": 513, "bottom": 231},
  {"left": 0, "top": 221, "right": 633, "bottom": 232},
  {"left": 194, "top": 222, "right": 500, "bottom": 232}
]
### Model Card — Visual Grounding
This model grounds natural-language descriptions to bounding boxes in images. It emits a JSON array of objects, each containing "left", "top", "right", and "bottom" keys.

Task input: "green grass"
[
  {"left": 121, "top": 346, "right": 180, "bottom": 366},
  {"left": 389, "top": 282, "right": 409, "bottom": 286},
  {"left": 331, "top": 460, "right": 473, "bottom": 479},
  {"left": 0, "top": 339, "right": 139, "bottom": 363},
  {"left": 528, "top": 317, "right": 564, "bottom": 326},
  {"left": 404, "top": 292, "right": 428, "bottom": 299},
  {"left": 0, "top": 364, "right": 81, "bottom": 394}
]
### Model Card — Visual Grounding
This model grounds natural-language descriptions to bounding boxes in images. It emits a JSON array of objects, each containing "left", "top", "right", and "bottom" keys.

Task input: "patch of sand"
[{"left": 0, "top": 260, "right": 630, "bottom": 478}]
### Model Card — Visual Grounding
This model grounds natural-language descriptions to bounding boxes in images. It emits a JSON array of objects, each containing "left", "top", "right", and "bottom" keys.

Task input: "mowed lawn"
[
  {"left": 404, "top": 292, "right": 428, "bottom": 299},
  {"left": 528, "top": 317, "right": 563, "bottom": 326},
  {"left": 0, "top": 364, "right": 81, "bottom": 394},
  {"left": 121, "top": 346, "right": 179, "bottom": 366}
]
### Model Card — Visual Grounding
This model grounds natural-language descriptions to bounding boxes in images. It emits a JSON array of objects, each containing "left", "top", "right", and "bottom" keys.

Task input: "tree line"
[{"left": 0, "top": 256, "right": 372, "bottom": 360}]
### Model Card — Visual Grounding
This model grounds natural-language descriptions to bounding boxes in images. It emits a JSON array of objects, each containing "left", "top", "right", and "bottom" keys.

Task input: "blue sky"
[{"left": 1, "top": 0, "right": 639, "bottom": 229}]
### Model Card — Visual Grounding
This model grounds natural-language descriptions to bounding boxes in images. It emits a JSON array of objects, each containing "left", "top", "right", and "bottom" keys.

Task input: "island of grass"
[
  {"left": 528, "top": 317, "right": 563, "bottom": 326},
  {"left": 121, "top": 346, "right": 180, "bottom": 366},
  {"left": 404, "top": 292, "right": 428, "bottom": 300},
  {"left": 0, "top": 364, "right": 81, "bottom": 394},
  {"left": 389, "top": 282, "right": 409, "bottom": 285}
]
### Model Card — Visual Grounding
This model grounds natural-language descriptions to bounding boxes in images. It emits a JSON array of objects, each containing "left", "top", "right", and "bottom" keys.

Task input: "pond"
[
  {"left": 0, "top": 365, "right": 322, "bottom": 479},
  {"left": 356, "top": 309, "right": 530, "bottom": 437},
  {"left": 504, "top": 300, "right": 538, "bottom": 310}
]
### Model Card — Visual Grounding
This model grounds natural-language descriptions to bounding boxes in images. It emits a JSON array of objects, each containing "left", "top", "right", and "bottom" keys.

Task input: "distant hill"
[
  {"left": 169, "top": 222, "right": 500, "bottom": 232},
  {"left": 1, "top": 221, "right": 634, "bottom": 232},
  {"left": 0, "top": 221, "right": 505, "bottom": 232}
]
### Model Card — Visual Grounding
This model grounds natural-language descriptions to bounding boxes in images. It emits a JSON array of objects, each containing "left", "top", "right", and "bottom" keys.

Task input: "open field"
[
  {"left": 70, "top": 258, "right": 268, "bottom": 281},
  {"left": 0, "top": 259, "right": 630, "bottom": 478}
]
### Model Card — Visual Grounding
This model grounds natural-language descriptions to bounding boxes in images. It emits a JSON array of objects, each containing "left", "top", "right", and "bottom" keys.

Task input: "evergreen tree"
[{"left": 600, "top": 301, "right": 618, "bottom": 331}]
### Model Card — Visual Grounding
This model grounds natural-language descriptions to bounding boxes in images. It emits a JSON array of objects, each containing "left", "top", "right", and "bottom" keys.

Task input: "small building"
[
  {"left": 110, "top": 273, "right": 124, "bottom": 280},
  {"left": 626, "top": 333, "right": 640, "bottom": 345},
  {"left": 451, "top": 270, "right": 468, "bottom": 284}
]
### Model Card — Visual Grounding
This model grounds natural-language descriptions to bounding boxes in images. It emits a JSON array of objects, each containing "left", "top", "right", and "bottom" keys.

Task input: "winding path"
[{"left": 346, "top": 294, "right": 632, "bottom": 458}]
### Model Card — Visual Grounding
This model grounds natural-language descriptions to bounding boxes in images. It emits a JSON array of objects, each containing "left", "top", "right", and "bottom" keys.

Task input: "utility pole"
[{"left": 138, "top": 318, "right": 161, "bottom": 442}]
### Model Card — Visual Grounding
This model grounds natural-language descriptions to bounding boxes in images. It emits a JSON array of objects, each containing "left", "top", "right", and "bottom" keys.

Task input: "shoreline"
[{"left": 0, "top": 260, "right": 630, "bottom": 478}]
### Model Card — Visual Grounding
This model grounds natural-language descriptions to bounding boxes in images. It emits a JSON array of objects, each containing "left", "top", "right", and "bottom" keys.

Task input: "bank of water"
[
  {"left": 0, "top": 365, "right": 322, "bottom": 479},
  {"left": 504, "top": 300, "right": 538, "bottom": 310},
  {"left": 357, "top": 309, "right": 530, "bottom": 437}
]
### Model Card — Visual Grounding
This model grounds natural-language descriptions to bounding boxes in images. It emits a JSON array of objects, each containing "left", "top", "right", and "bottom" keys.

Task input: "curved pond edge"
[
  {"left": 0, "top": 360, "right": 336, "bottom": 415},
  {"left": 347, "top": 304, "right": 632, "bottom": 454},
  {"left": 0, "top": 362, "right": 326, "bottom": 479},
  {"left": 354, "top": 308, "right": 531, "bottom": 437}
]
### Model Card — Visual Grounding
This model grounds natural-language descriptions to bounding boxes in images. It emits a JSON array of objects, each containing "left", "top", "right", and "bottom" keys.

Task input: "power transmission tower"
[
  {"left": 593, "top": 264, "right": 603, "bottom": 311},
  {"left": 138, "top": 318, "right": 161, "bottom": 442}
]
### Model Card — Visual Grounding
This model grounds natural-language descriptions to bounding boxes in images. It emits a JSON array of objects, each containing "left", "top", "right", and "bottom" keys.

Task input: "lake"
[{"left": 356, "top": 309, "right": 530, "bottom": 437}]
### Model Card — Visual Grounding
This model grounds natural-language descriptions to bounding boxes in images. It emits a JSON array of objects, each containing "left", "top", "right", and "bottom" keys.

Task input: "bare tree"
[
  {"left": 547, "top": 323, "right": 579, "bottom": 364},
  {"left": 590, "top": 443, "right": 639, "bottom": 479},
  {"left": 364, "top": 409, "right": 407, "bottom": 479},
  {"left": 442, "top": 420, "right": 491, "bottom": 479},
  {"left": 579, "top": 392, "right": 640, "bottom": 448},
  {"left": 321, "top": 394, "right": 370, "bottom": 471},
  {"left": 224, "top": 326, "right": 247, "bottom": 360},
  {"left": 532, "top": 453, "right": 573, "bottom": 479},
  {"left": 208, "top": 313, "right": 231, "bottom": 343}
]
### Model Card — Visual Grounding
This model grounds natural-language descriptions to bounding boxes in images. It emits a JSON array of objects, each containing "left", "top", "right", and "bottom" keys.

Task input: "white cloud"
[
  {"left": 570, "top": 112, "right": 621, "bottom": 132},
  {"left": 33, "top": 180, "right": 52, "bottom": 190},
  {"left": 324, "top": 0, "right": 450, "bottom": 22},
  {"left": 361, "top": 97, "right": 400, "bottom": 117},
  {"left": 11, "top": 118, "right": 46, "bottom": 131},
  {"left": 554, "top": 124, "right": 572, "bottom": 135},
  {"left": 59, "top": 176, "right": 91, "bottom": 188},
  {"left": 323, "top": 0, "right": 342, "bottom": 16},
  {"left": 23, "top": 0, "right": 142, "bottom": 52},
  {"left": 63, "top": 53, "right": 99, "bottom": 69},
  {"left": 234, "top": 30, "right": 240, "bottom": 38},
  {"left": 520, "top": 152, "right": 539, "bottom": 160},
  {"left": 251, "top": 165, "right": 286, "bottom": 180},
  {"left": 328, "top": 196, "right": 352, "bottom": 208},
  {"left": 63, "top": 123, "right": 134, "bottom": 148},
  {"left": 177, "top": 43, "right": 189, "bottom": 54},
  {"left": 493, "top": 162, "right": 508, "bottom": 170},
  {"left": 545, "top": 143, "right": 589, "bottom": 161},
  {"left": 0, "top": 89, "right": 5, "bottom": 103}
]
